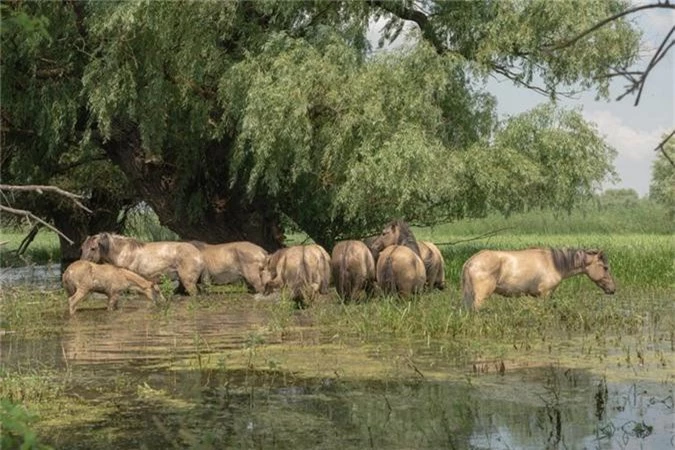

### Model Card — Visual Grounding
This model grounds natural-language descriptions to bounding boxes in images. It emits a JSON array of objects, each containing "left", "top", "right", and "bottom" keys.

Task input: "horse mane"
[
  {"left": 110, "top": 233, "right": 145, "bottom": 250},
  {"left": 189, "top": 240, "right": 208, "bottom": 250},
  {"left": 98, "top": 233, "right": 144, "bottom": 257},
  {"left": 390, "top": 219, "right": 420, "bottom": 256},
  {"left": 550, "top": 248, "right": 585, "bottom": 275}
]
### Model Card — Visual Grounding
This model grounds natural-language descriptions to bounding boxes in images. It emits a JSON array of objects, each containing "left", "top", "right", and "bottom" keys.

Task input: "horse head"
[
  {"left": 371, "top": 220, "right": 420, "bottom": 256},
  {"left": 582, "top": 249, "right": 616, "bottom": 294},
  {"left": 80, "top": 233, "right": 110, "bottom": 263}
]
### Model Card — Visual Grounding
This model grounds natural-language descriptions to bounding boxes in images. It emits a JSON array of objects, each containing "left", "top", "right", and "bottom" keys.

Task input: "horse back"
[{"left": 377, "top": 245, "right": 425, "bottom": 295}]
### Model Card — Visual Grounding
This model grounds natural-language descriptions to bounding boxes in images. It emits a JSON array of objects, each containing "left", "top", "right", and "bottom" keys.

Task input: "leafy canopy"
[{"left": 2, "top": 1, "right": 639, "bottom": 244}]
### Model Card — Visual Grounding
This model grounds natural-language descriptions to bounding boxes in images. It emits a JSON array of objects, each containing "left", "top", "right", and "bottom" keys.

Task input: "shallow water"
[
  {"left": 0, "top": 263, "right": 62, "bottom": 289},
  {"left": 1, "top": 297, "right": 672, "bottom": 450}
]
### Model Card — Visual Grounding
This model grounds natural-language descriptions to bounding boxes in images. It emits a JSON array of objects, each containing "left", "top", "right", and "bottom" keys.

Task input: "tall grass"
[{"left": 415, "top": 202, "right": 673, "bottom": 237}]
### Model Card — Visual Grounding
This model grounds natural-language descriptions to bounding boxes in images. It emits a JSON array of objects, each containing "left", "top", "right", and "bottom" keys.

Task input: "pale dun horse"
[
  {"left": 330, "top": 240, "right": 376, "bottom": 302},
  {"left": 63, "top": 260, "right": 164, "bottom": 315},
  {"left": 261, "top": 244, "right": 331, "bottom": 307},
  {"left": 80, "top": 233, "right": 205, "bottom": 295},
  {"left": 190, "top": 241, "right": 268, "bottom": 293},
  {"left": 461, "top": 248, "right": 616, "bottom": 311},
  {"left": 370, "top": 220, "right": 426, "bottom": 296},
  {"left": 418, "top": 241, "right": 446, "bottom": 290}
]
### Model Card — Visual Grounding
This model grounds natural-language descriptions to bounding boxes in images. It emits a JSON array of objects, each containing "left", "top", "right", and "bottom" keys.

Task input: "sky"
[{"left": 368, "top": 4, "right": 675, "bottom": 197}]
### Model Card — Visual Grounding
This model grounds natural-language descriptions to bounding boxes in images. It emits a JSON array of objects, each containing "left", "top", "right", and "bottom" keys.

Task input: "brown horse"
[
  {"left": 418, "top": 241, "right": 446, "bottom": 290},
  {"left": 63, "top": 260, "right": 164, "bottom": 315},
  {"left": 80, "top": 233, "right": 205, "bottom": 295},
  {"left": 330, "top": 240, "right": 376, "bottom": 302},
  {"left": 261, "top": 244, "right": 331, "bottom": 306},
  {"left": 190, "top": 241, "right": 268, "bottom": 293},
  {"left": 376, "top": 245, "right": 426, "bottom": 297},
  {"left": 461, "top": 248, "right": 616, "bottom": 311}
]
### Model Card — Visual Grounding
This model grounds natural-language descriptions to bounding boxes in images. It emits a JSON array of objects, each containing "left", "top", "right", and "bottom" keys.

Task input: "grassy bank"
[{"left": 2, "top": 201, "right": 672, "bottom": 267}]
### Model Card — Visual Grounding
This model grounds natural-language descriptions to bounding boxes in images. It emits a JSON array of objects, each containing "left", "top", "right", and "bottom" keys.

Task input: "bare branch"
[
  {"left": 654, "top": 129, "right": 675, "bottom": 167},
  {"left": 0, "top": 184, "right": 92, "bottom": 213},
  {"left": 490, "top": 65, "right": 580, "bottom": 99},
  {"left": 0, "top": 205, "right": 75, "bottom": 244},
  {"left": 548, "top": 3, "right": 675, "bottom": 52},
  {"left": 433, "top": 227, "right": 514, "bottom": 247},
  {"left": 633, "top": 30, "right": 674, "bottom": 105}
]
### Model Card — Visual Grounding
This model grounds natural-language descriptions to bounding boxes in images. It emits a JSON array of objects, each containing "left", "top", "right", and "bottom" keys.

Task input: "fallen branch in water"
[{"left": 432, "top": 227, "right": 514, "bottom": 247}]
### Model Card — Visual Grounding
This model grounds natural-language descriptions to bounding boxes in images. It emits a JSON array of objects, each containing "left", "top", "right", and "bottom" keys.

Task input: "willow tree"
[{"left": 2, "top": 1, "right": 640, "bottom": 251}]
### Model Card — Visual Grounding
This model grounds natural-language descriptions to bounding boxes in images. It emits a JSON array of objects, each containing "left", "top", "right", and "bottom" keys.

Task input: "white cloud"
[{"left": 583, "top": 109, "right": 668, "bottom": 161}]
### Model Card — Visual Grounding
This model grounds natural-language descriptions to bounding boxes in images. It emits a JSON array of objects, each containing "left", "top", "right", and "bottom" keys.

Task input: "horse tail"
[
  {"left": 301, "top": 247, "right": 312, "bottom": 292},
  {"left": 382, "top": 253, "right": 396, "bottom": 295},
  {"left": 423, "top": 253, "right": 433, "bottom": 283},
  {"left": 461, "top": 262, "right": 475, "bottom": 311},
  {"left": 339, "top": 244, "right": 351, "bottom": 300}
]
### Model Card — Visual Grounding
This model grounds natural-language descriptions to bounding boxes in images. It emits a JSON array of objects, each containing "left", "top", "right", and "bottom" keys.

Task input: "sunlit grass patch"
[{"left": 0, "top": 230, "right": 60, "bottom": 268}]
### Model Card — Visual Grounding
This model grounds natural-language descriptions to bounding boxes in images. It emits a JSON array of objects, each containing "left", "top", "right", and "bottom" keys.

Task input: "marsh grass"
[{"left": 0, "top": 288, "right": 65, "bottom": 336}]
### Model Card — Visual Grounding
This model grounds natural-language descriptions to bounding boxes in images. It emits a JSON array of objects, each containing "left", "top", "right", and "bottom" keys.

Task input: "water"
[
  {"left": 1, "top": 298, "right": 672, "bottom": 450},
  {"left": 0, "top": 263, "right": 62, "bottom": 289}
]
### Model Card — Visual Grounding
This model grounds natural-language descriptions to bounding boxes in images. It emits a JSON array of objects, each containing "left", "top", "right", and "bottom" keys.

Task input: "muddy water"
[{"left": 1, "top": 296, "right": 673, "bottom": 449}]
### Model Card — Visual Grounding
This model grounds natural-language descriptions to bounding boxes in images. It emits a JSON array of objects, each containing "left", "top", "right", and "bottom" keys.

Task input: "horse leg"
[
  {"left": 107, "top": 292, "right": 120, "bottom": 311},
  {"left": 68, "top": 289, "right": 89, "bottom": 316}
]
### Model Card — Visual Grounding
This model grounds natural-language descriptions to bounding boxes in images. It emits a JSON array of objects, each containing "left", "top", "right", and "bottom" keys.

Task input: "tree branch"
[
  {"left": 368, "top": 0, "right": 446, "bottom": 54},
  {"left": 0, "top": 184, "right": 93, "bottom": 213},
  {"left": 632, "top": 28, "right": 674, "bottom": 105},
  {"left": 547, "top": 3, "right": 675, "bottom": 51},
  {"left": 0, "top": 205, "right": 75, "bottom": 244},
  {"left": 654, "top": 129, "right": 675, "bottom": 167}
]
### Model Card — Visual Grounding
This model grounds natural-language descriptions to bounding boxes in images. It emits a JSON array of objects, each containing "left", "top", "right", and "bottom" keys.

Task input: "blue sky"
[
  {"left": 487, "top": 5, "right": 674, "bottom": 196},
  {"left": 368, "top": 4, "right": 674, "bottom": 196}
]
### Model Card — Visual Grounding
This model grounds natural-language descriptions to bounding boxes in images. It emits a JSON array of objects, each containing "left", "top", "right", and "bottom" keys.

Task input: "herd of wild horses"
[{"left": 62, "top": 219, "right": 616, "bottom": 316}]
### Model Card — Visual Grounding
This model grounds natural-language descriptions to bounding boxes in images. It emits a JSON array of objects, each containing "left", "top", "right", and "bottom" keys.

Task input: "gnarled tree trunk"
[{"left": 101, "top": 125, "right": 285, "bottom": 252}]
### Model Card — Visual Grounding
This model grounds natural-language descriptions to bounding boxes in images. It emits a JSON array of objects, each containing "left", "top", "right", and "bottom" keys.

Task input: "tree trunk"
[
  {"left": 51, "top": 189, "right": 130, "bottom": 272},
  {"left": 101, "top": 125, "right": 285, "bottom": 252}
]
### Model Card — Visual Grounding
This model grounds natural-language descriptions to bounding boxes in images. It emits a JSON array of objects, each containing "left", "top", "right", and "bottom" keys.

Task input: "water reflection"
[{"left": 0, "top": 301, "right": 672, "bottom": 449}]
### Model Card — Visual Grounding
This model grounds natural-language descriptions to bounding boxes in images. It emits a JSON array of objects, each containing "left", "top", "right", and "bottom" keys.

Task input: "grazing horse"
[
  {"left": 260, "top": 244, "right": 331, "bottom": 307},
  {"left": 376, "top": 245, "right": 426, "bottom": 297},
  {"left": 418, "top": 241, "right": 446, "bottom": 290},
  {"left": 461, "top": 248, "right": 616, "bottom": 311},
  {"left": 80, "top": 233, "right": 205, "bottom": 295},
  {"left": 63, "top": 260, "right": 164, "bottom": 315},
  {"left": 190, "top": 241, "right": 268, "bottom": 293},
  {"left": 331, "top": 240, "right": 376, "bottom": 302}
]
